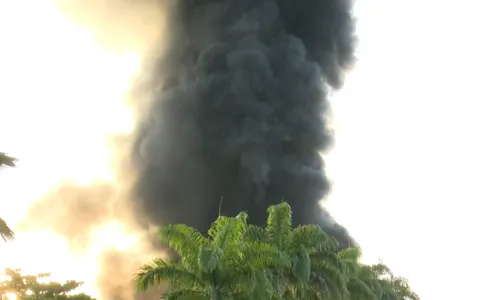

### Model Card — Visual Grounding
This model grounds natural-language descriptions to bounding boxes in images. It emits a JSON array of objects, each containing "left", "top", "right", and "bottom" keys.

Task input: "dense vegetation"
[{"left": 134, "top": 202, "right": 419, "bottom": 300}]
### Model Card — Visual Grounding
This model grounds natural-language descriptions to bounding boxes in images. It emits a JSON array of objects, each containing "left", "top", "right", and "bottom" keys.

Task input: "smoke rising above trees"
[
  {"left": 14, "top": 0, "right": 358, "bottom": 298},
  {"left": 130, "top": 0, "right": 357, "bottom": 248}
]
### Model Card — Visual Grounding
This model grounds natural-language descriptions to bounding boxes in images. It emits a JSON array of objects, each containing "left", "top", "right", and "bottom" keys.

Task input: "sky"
[
  {"left": 1, "top": 0, "right": 500, "bottom": 299},
  {"left": 327, "top": 0, "right": 500, "bottom": 298}
]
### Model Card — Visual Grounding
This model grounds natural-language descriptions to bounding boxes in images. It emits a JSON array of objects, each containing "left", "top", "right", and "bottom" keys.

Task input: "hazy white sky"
[
  {"left": 326, "top": 0, "right": 500, "bottom": 299},
  {"left": 1, "top": 0, "right": 499, "bottom": 299}
]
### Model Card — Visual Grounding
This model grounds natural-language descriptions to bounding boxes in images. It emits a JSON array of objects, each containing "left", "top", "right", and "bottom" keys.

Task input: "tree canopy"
[
  {"left": 0, "top": 269, "right": 95, "bottom": 300},
  {"left": 134, "top": 202, "right": 420, "bottom": 300}
]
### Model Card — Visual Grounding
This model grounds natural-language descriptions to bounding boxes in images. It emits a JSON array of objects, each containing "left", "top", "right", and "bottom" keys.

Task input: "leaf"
[
  {"left": 292, "top": 225, "right": 340, "bottom": 257},
  {"left": 199, "top": 247, "right": 221, "bottom": 273},
  {"left": 351, "top": 277, "right": 380, "bottom": 300},
  {"left": 243, "top": 225, "right": 266, "bottom": 243},
  {"left": 265, "top": 202, "right": 292, "bottom": 250},
  {"left": 159, "top": 224, "right": 209, "bottom": 265},
  {"left": 209, "top": 213, "right": 248, "bottom": 249},
  {"left": 0, "top": 153, "right": 16, "bottom": 168},
  {"left": 134, "top": 258, "right": 200, "bottom": 292},
  {"left": 292, "top": 247, "right": 311, "bottom": 284},
  {"left": 0, "top": 217, "right": 15, "bottom": 242},
  {"left": 162, "top": 289, "right": 209, "bottom": 300}
]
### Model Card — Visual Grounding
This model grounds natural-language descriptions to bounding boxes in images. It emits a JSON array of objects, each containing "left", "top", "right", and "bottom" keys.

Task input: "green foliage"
[
  {"left": 135, "top": 202, "right": 420, "bottom": 300},
  {"left": 0, "top": 218, "right": 15, "bottom": 242},
  {"left": 0, "top": 152, "right": 16, "bottom": 242},
  {"left": 0, "top": 269, "right": 95, "bottom": 300},
  {"left": 249, "top": 202, "right": 349, "bottom": 300},
  {"left": 0, "top": 153, "right": 16, "bottom": 168},
  {"left": 134, "top": 211, "right": 274, "bottom": 300}
]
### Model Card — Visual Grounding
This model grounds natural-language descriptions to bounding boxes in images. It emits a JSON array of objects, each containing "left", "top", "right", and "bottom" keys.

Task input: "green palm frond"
[
  {"left": 350, "top": 279, "right": 376, "bottom": 300},
  {"left": 338, "top": 247, "right": 362, "bottom": 262},
  {"left": 338, "top": 247, "right": 363, "bottom": 276},
  {"left": 292, "top": 249, "right": 311, "bottom": 284},
  {"left": 209, "top": 212, "right": 247, "bottom": 249},
  {"left": 266, "top": 202, "right": 292, "bottom": 249},
  {"left": 0, "top": 153, "right": 16, "bottom": 168},
  {"left": 243, "top": 224, "right": 266, "bottom": 243},
  {"left": 291, "top": 225, "right": 338, "bottom": 252},
  {"left": 378, "top": 279, "right": 401, "bottom": 300},
  {"left": 348, "top": 277, "right": 380, "bottom": 300},
  {"left": 198, "top": 246, "right": 222, "bottom": 273},
  {"left": 310, "top": 250, "right": 346, "bottom": 273},
  {"left": 134, "top": 258, "right": 201, "bottom": 292},
  {"left": 254, "top": 269, "right": 274, "bottom": 300},
  {"left": 240, "top": 241, "right": 287, "bottom": 269},
  {"left": 0, "top": 217, "right": 15, "bottom": 242},
  {"left": 310, "top": 262, "right": 349, "bottom": 299},
  {"left": 162, "top": 289, "right": 209, "bottom": 300},
  {"left": 159, "top": 224, "right": 209, "bottom": 264}
]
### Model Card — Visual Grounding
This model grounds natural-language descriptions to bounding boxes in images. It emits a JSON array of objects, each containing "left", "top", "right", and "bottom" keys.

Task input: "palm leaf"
[
  {"left": 0, "top": 217, "right": 15, "bottom": 242},
  {"left": 162, "top": 289, "right": 209, "bottom": 300},
  {"left": 338, "top": 247, "right": 362, "bottom": 262},
  {"left": 240, "top": 241, "right": 287, "bottom": 269},
  {"left": 291, "top": 225, "right": 338, "bottom": 252},
  {"left": 159, "top": 224, "right": 209, "bottom": 265},
  {"left": 292, "top": 246, "right": 311, "bottom": 284},
  {"left": 134, "top": 258, "right": 201, "bottom": 292},
  {"left": 198, "top": 246, "right": 222, "bottom": 273},
  {"left": 265, "top": 202, "right": 292, "bottom": 250},
  {"left": 347, "top": 277, "right": 378, "bottom": 300},
  {"left": 209, "top": 212, "right": 247, "bottom": 249},
  {"left": 0, "top": 153, "right": 16, "bottom": 168},
  {"left": 243, "top": 224, "right": 266, "bottom": 243},
  {"left": 310, "top": 262, "right": 349, "bottom": 299}
]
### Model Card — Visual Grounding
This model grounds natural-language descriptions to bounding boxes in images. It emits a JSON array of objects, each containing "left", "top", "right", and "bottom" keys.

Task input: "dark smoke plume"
[
  {"left": 132, "top": 0, "right": 357, "bottom": 248},
  {"left": 19, "top": 1, "right": 356, "bottom": 298}
]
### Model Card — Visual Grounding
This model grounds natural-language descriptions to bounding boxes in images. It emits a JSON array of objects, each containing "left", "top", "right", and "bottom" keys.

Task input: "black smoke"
[{"left": 132, "top": 0, "right": 357, "bottom": 248}]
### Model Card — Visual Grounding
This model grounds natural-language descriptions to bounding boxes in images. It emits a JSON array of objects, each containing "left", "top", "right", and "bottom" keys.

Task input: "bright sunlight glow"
[
  {"left": 0, "top": 1, "right": 140, "bottom": 297},
  {"left": 1, "top": 1, "right": 500, "bottom": 300}
]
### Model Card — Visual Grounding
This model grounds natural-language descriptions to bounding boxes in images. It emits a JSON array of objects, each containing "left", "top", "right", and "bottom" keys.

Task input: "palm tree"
[
  {"left": 134, "top": 212, "right": 276, "bottom": 300},
  {"left": 244, "top": 202, "right": 349, "bottom": 300},
  {"left": 0, "top": 152, "right": 16, "bottom": 242},
  {"left": 135, "top": 202, "right": 420, "bottom": 300}
]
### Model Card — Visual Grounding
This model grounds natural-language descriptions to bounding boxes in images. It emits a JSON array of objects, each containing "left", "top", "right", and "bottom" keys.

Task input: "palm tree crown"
[{"left": 134, "top": 202, "right": 420, "bottom": 300}]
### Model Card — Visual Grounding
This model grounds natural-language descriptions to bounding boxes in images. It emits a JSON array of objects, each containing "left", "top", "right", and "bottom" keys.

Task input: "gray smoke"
[{"left": 131, "top": 0, "right": 358, "bottom": 248}]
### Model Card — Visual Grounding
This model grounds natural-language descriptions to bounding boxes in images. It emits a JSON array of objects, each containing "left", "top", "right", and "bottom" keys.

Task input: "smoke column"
[
  {"left": 6, "top": 0, "right": 356, "bottom": 299},
  {"left": 131, "top": 0, "right": 357, "bottom": 248}
]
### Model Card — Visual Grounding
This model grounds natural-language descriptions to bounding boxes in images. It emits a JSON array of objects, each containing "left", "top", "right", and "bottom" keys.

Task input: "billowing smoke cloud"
[
  {"left": 18, "top": 134, "right": 164, "bottom": 300},
  {"left": 19, "top": 178, "right": 164, "bottom": 300},
  {"left": 131, "top": 0, "right": 357, "bottom": 248},
  {"left": 52, "top": 0, "right": 357, "bottom": 247},
  {"left": 24, "top": 0, "right": 356, "bottom": 298},
  {"left": 20, "top": 182, "right": 118, "bottom": 252}
]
